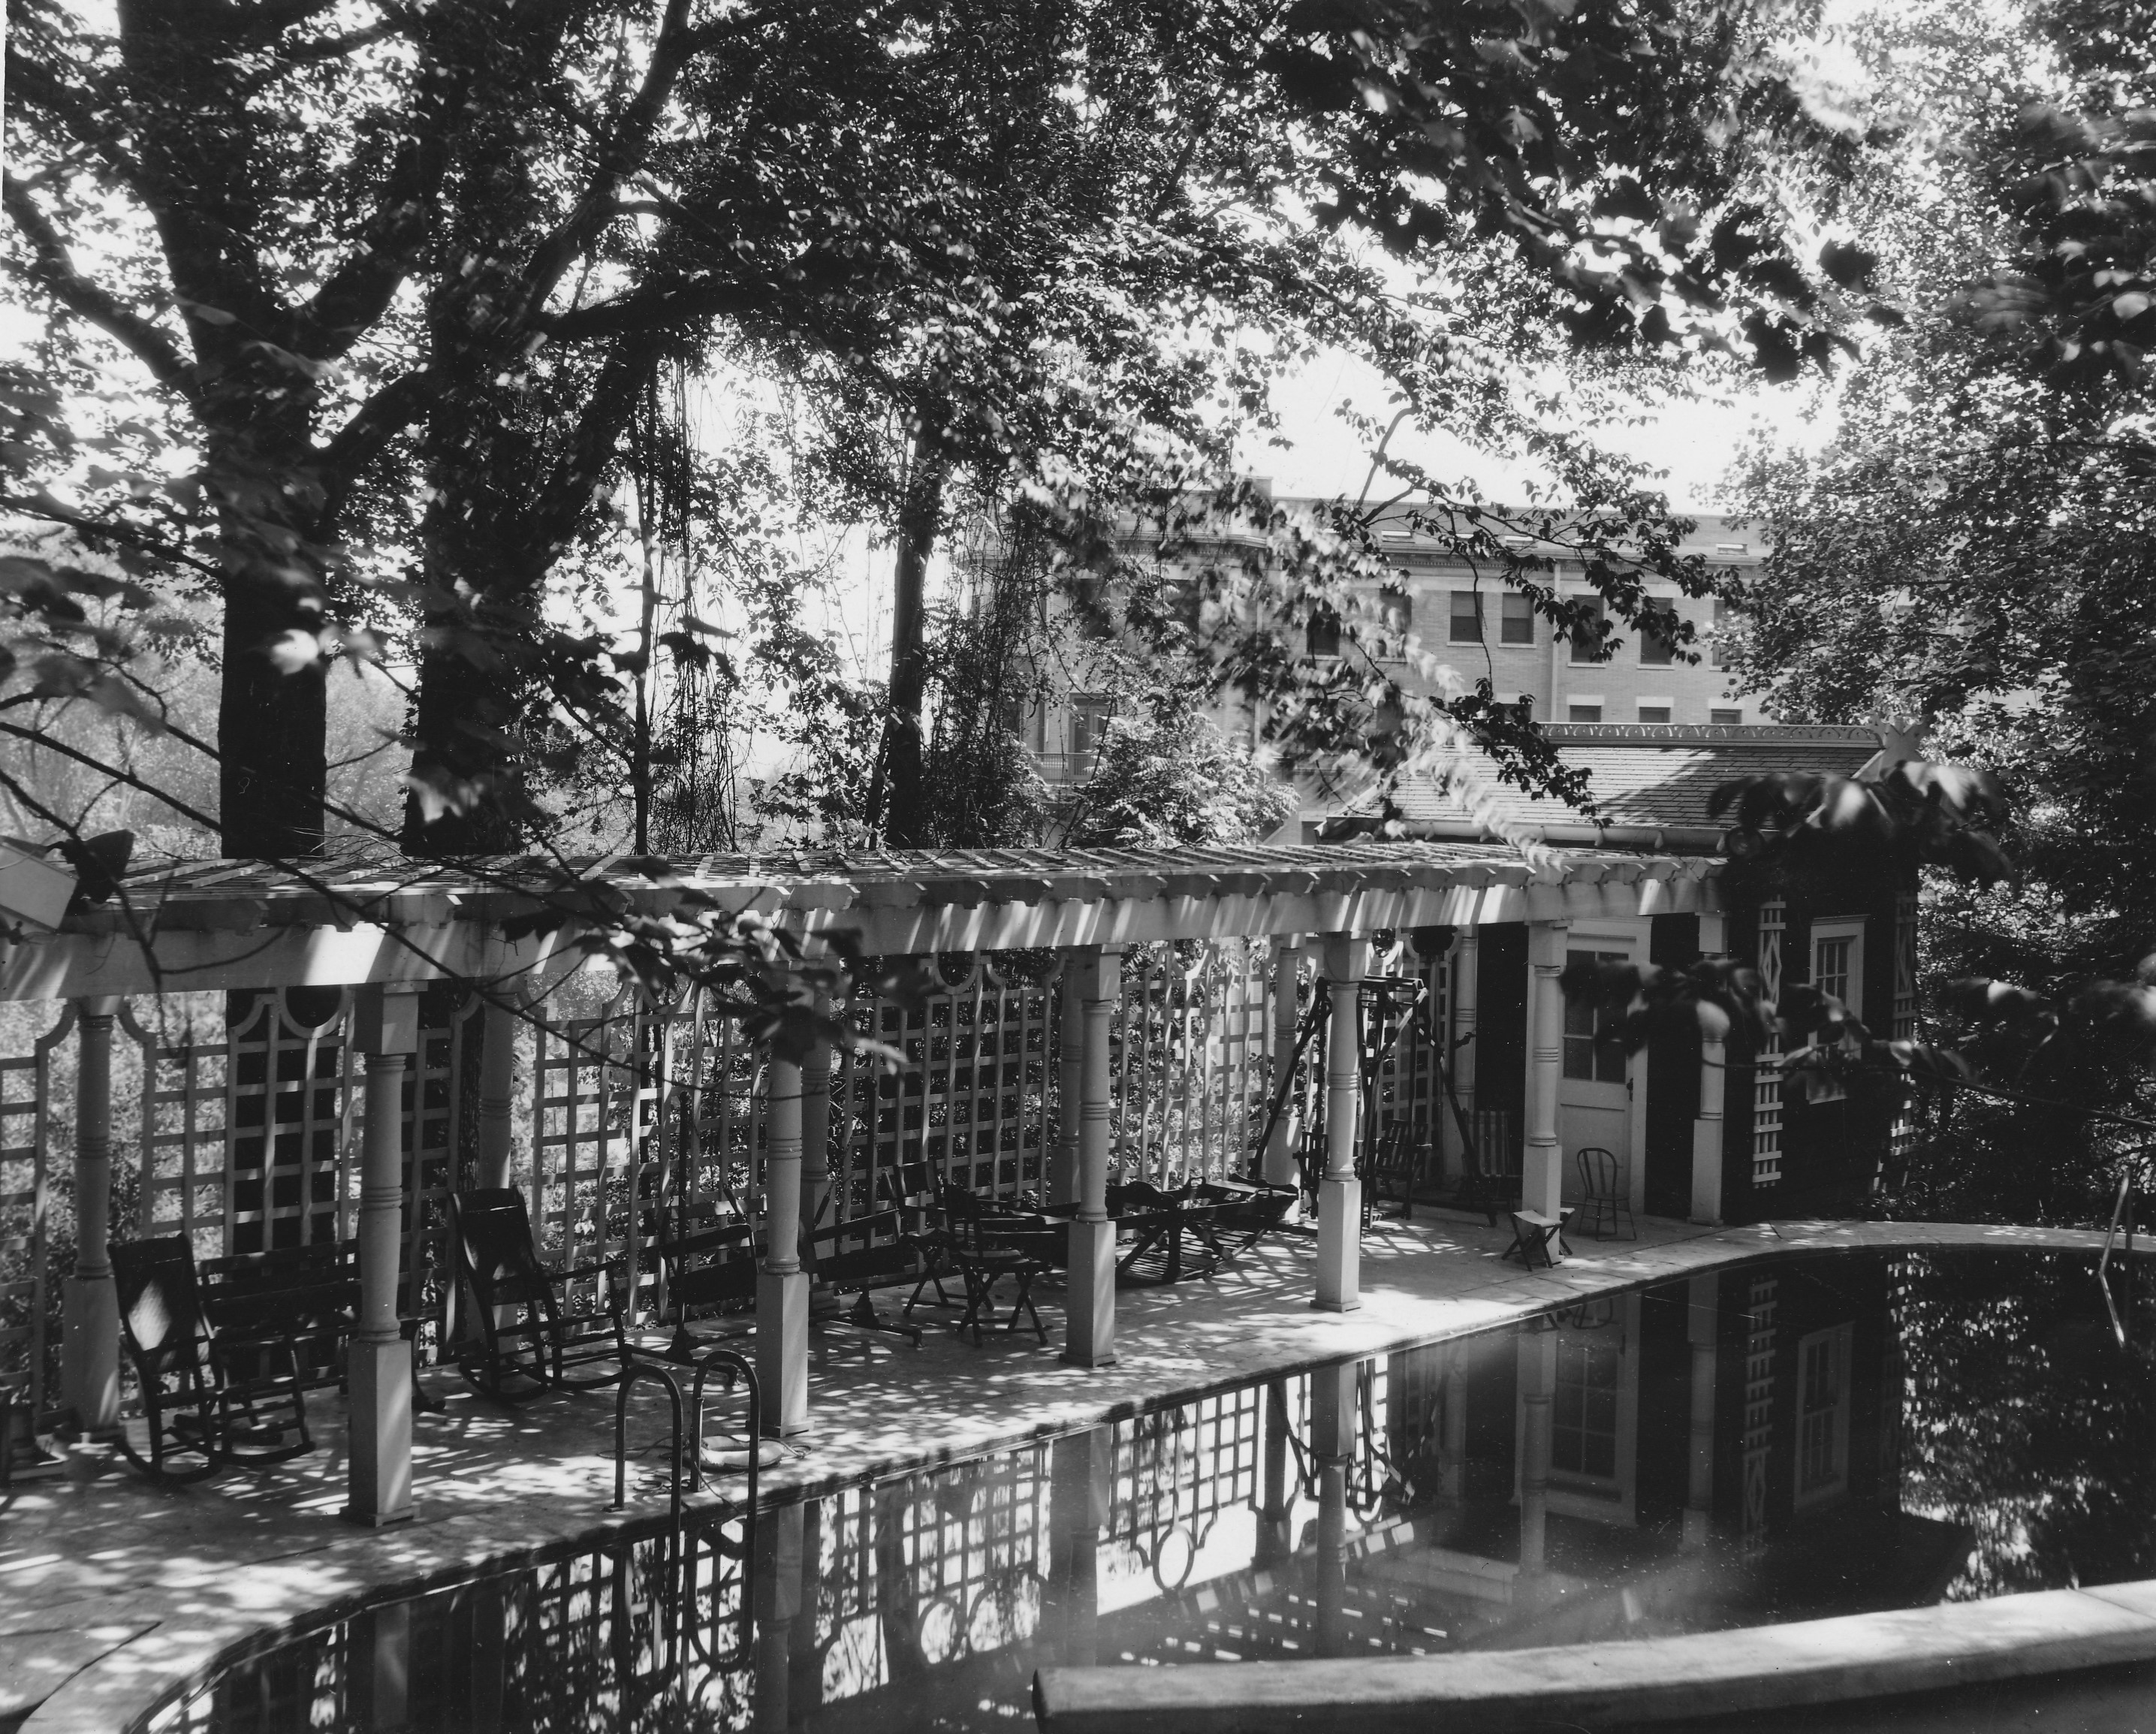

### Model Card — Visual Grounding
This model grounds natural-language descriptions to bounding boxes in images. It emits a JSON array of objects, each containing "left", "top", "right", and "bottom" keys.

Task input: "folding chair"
[
  {"left": 936, "top": 1185, "right": 1053, "bottom": 1345},
  {"left": 1502, "top": 1208, "right": 1573, "bottom": 1270},
  {"left": 447, "top": 1189, "right": 631, "bottom": 1401}
]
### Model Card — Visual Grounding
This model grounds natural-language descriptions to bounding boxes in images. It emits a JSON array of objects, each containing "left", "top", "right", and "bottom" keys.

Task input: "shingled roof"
[{"left": 1372, "top": 722, "right": 1889, "bottom": 846}]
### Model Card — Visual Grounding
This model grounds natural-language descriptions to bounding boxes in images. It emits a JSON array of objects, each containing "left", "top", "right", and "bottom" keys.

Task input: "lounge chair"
[
  {"left": 933, "top": 1184, "right": 1053, "bottom": 1345},
  {"left": 446, "top": 1189, "right": 631, "bottom": 1401},
  {"left": 807, "top": 1207, "right": 932, "bottom": 1346},
  {"left": 112, "top": 1235, "right": 315, "bottom": 1479}
]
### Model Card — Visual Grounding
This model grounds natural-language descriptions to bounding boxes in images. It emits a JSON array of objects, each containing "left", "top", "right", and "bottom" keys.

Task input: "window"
[
  {"left": 1381, "top": 585, "right": 1413, "bottom": 632},
  {"left": 1639, "top": 617, "right": 1677, "bottom": 665},
  {"left": 1795, "top": 1323, "right": 1853, "bottom": 1507},
  {"left": 1711, "top": 599, "right": 1733, "bottom": 668},
  {"left": 1811, "top": 919, "right": 1865, "bottom": 1018},
  {"left": 1638, "top": 704, "right": 1672, "bottom": 724},
  {"left": 1563, "top": 949, "right": 1629, "bottom": 1082},
  {"left": 1567, "top": 702, "right": 1603, "bottom": 722},
  {"left": 1568, "top": 596, "right": 1609, "bottom": 664},
  {"left": 1307, "top": 609, "right": 1340, "bottom": 657},
  {"left": 1500, "top": 591, "right": 1535, "bottom": 644},
  {"left": 1449, "top": 590, "right": 1482, "bottom": 643},
  {"left": 1070, "top": 695, "right": 1114, "bottom": 764},
  {"left": 1710, "top": 707, "right": 1743, "bottom": 725},
  {"left": 1551, "top": 1334, "right": 1622, "bottom": 1480}
]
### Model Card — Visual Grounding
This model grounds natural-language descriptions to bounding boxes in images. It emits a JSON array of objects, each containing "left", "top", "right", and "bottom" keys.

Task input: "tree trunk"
[{"left": 882, "top": 441, "right": 947, "bottom": 849}]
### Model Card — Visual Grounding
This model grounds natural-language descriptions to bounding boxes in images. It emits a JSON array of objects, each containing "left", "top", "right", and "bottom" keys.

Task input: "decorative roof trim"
[{"left": 1542, "top": 722, "right": 1882, "bottom": 746}]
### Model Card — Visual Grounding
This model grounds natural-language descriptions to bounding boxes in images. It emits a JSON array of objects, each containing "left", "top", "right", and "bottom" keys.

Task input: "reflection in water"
[{"left": 152, "top": 1250, "right": 2154, "bottom": 1734}]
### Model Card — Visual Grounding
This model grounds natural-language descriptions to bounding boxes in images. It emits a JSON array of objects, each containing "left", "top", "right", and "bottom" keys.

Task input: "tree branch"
[
  {"left": 310, "top": 368, "right": 438, "bottom": 534},
  {"left": 2, "top": 174, "right": 195, "bottom": 396}
]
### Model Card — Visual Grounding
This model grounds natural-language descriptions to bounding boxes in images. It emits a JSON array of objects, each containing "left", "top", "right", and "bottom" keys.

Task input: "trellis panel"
[
  {"left": 1111, "top": 939, "right": 1273, "bottom": 1188},
  {"left": 0, "top": 1006, "right": 70, "bottom": 1423},
  {"left": 1752, "top": 902, "right": 1787, "bottom": 1187}
]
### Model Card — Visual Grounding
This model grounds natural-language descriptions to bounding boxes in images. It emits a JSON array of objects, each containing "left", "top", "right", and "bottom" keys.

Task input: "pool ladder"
[{"left": 612, "top": 1345, "right": 762, "bottom": 1520}]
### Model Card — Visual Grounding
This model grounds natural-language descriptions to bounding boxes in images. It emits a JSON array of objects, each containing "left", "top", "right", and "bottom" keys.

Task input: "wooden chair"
[
  {"left": 1363, "top": 1122, "right": 1422, "bottom": 1223},
  {"left": 935, "top": 1185, "right": 1053, "bottom": 1345},
  {"left": 1453, "top": 1108, "right": 1521, "bottom": 1225},
  {"left": 446, "top": 1189, "right": 631, "bottom": 1401},
  {"left": 112, "top": 1236, "right": 314, "bottom": 1479},
  {"left": 1573, "top": 1146, "right": 1636, "bottom": 1241},
  {"left": 642, "top": 1193, "right": 761, "bottom": 1359},
  {"left": 880, "top": 1159, "right": 963, "bottom": 1314}
]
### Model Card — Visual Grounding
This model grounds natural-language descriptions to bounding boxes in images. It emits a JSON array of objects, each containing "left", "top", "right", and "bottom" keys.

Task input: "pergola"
[{"left": 1, "top": 837, "right": 1729, "bottom": 1527}]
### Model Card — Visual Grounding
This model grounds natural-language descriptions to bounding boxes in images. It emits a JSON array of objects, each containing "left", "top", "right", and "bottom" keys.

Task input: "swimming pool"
[{"left": 141, "top": 1247, "right": 2154, "bottom": 1732}]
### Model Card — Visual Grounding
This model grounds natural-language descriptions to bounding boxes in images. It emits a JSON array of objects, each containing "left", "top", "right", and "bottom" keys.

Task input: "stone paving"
[{"left": 0, "top": 1211, "right": 2128, "bottom": 1733}]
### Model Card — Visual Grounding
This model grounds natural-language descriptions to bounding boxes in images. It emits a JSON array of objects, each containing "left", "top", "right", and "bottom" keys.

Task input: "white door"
[{"left": 1560, "top": 941, "right": 1637, "bottom": 1206}]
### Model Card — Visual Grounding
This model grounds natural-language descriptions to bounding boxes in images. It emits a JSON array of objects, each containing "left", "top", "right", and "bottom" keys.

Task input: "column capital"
[
  {"left": 1319, "top": 932, "right": 1369, "bottom": 982},
  {"left": 1527, "top": 918, "right": 1573, "bottom": 969},
  {"left": 1073, "top": 944, "right": 1122, "bottom": 1003},
  {"left": 353, "top": 983, "right": 423, "bottom": 1057}
]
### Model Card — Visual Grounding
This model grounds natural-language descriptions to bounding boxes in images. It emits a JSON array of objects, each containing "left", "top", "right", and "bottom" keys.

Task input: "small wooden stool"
[{"left": 1503, "top": 1208, "right": 1573, "bottom": 1269}]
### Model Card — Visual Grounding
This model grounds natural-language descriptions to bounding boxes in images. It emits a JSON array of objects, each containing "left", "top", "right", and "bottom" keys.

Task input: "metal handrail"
[
  {"left": 688, "top": 1345, "right": 761, "bottom": 1509},
  {"left": 613, "top": 1361, "right": 688, "bottom": 1519},
  {"left": 2096, "top": 1147, "right": 2151, "bottom": 1348}
]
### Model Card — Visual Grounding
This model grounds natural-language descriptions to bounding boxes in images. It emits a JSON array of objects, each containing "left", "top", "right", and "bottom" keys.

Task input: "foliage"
[{"left": 1065, "top": 698, "right": 1298, "bottom": 851}]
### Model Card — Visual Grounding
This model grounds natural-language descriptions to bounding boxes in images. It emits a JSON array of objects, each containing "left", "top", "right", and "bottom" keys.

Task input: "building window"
[
  {"left": 1811, "top": 919, "right": 1865, "bottom": 1018},
  {"left": 1381, "top": 585, "right": 1413, "bottom": 632},
  {"left": 1711, "top": 599, "right": 1733, "bottom": 668},
  {"left": 1637, "top": 703, "right": 1672, "bottom": 724},
  {"left": 1449, "top": 591, "right": 1482, "bottom": 643},
  {"left": 1710, "top": 707, "right": 1743, "bottom": 725},
  {"left": 1639, "top": 617, "right": 1677, "bottom": 665},
  {"left": 1500, "top": 592, "right": 1535, "bottom": 644},
  {"left": 1795, "top": 1323, "right": 1853, "bottom": 1508},
  {"left": 1568, "top": 596, "right": 1609, "bottom": 664},
  {"left": 1551, "top": 1332, "right": 1623, "bottom": 1480},
  {"left": 1567, "top": 702, "right": 1603, "bottom": 722},
  {"left": 1563, "top": 949, "right": 1629, "bottom": 1082},
  {"left": 1307, "top": 609, "right": 1340, "bottom": 657},
  {"left": 1070, "top": 694, "right": 1114, "bottom": 764}
]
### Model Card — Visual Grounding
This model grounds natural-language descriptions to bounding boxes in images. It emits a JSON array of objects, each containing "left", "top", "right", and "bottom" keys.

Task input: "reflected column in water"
[
  {"left": 464, "top": 1575, "right": 508, "bottom": 1734},
  {"left": 1257, "top": 1380, "right": 1294, "bottom": 1567},
  {"left": 1517, "top": 1322, "right": 1556, "bottom": 1591},
  {"left": 754, "top": 1501, "right": 807, "bottom": 1733},
  {"left": 789, "top": 1500, "right": 825, "bottom": 1727},
  {"left": 1310, "top": 1362, "right": 1356, "bottom": 1658},
  {"left": 1685, "top": 1272, "right": 1719, "bottom": 1549},
  {"left": 351, "top": 1601, "right": 412, "bottom": 1734},
  {"left": 1042, "top": 1426, "right": 1111, "bottom": 1667}
]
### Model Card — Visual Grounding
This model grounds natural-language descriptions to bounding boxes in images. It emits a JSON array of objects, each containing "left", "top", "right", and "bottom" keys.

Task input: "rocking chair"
[
  {"left": 448, "top": 1189, "right": 631, "bottom": 1401},
  {"left": 113, "top": 1236, "right": 315, "bottom": 1479}
]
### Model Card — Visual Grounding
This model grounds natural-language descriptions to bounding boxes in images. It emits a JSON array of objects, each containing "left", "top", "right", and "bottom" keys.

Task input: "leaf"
[{"left": 265, "top": 629, "right": 322, "bottom": 674}]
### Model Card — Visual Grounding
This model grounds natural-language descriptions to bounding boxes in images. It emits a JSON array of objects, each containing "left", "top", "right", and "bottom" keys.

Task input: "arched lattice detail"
[
  {"left": 128, "top": 988, "right": 360, "bottom": 1256},
  {"left": 0, "top": 1004, "right": 72, "bottom": 1423},
  {"left": 1110, "top": 939, "right": 1273, "bottom": 1187}
]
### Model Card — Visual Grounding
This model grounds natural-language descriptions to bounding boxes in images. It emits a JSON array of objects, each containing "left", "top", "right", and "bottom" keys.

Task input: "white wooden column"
[
  {"left": 1691, "top": 910, "right": 1728, "bottom": 1225},
  {"left": 61, "top": 996, "right": 121, "bottom": 1437},
  {"left": 1684, "top": 1271, "right": 1719, "bottom": 1548},
  {"left": 1064, "top": 947, "right": 1120, "bottom": 1367},
  {"left": 801, "top": 1025, "right": 834, "bottom": 1229},
  {"left": 347, "top": 985, "right": 420, "bottom": 1527},
  {"left": 475, "top": 995, "right": 517, "bottom": 1191},
  {"left": 1314, "top": 933, "right": 1367, "bottom": 1312},
  {"left": 1523, "top": 919, "right": 1570, "bottom": 1223},
  {"left": 1262, "top": 938, "right": 1303, "bottom": 1196},
  {"left": 1049, "top": 966, "right": 1084, "bottom": 1206},
  {"left": 1445, "top": 930, "right": 1479, "bottom": 1184},
  {"left": 758, "top": 1051, "right": 809, "bottom": 1437},
  {"left": 1310, "top": 1362, "right": 1355, "bottom": 1657},
  {"left": 1518, "top": 1322, "right": 1556, "bottom": 1578}
]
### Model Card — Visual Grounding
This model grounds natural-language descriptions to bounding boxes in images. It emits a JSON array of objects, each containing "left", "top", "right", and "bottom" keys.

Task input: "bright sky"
[{"left": 1246, "top": 347, "right": 1840, "bottom": 511}]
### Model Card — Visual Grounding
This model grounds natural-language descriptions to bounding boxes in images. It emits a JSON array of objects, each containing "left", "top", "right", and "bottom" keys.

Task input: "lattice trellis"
[
  {"left": 1752, "top": 902, "right": 1787, "bottom": 1187},
  {"left": 1111, "top": 941, "right": 1271, "bottom": 1188},
  {"left": 1888, "top": 889, "right": 1922, "bottom": 1168},
  {"left": 130, "top": 989, "right": 360, "bottom": 1256},
  {"left": 1741, "top": 1273, "right": 1778, "bottom": 1549},
  {"left": 0, "top": 1006, "right": 70, "bottom": 1422},
  {"left": 1111, "top": 1384, "right": 1265, "bottom": 1546}
]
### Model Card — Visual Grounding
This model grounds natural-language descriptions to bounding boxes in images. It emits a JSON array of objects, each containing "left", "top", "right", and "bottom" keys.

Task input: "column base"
[
  {"left": 1690, "top": 1120, "right": 1725, "bottom": 1226},
  {"left": 1062, "top": 1218, "right": 1117, "bottom": 1367},
  {"left": 1683, "top": 1506, "right": 1713, "bottom": 1550},
  {"left": 1521, "top": 1140, "right": 1565, "bottom": 1219},
  {"left": 344, "top": 1335, "right": 416, "bottom": 1528},
  {"left": 1313, "top": 1178, "right": 1361, "bottom": 1311},
  {"left": 756, "top": 1268, "right": 811, "bottom": 1438},
  {"left": 60, "top": 1274, "right": 121, "bottom": 1437}
]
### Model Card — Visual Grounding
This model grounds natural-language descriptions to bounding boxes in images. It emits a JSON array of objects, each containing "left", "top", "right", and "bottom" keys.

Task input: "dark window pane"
[
  {"left": 1500, "top": 592, "right": 1534, "bottom": 644},
  {"left": 1449, "top": 591, "right": 1482, "bottom": 643}
]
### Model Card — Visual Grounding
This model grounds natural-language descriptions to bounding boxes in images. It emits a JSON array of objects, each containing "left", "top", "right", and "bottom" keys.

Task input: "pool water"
[{"left": 146, "top": 1248, "right": 2155, "bottom": 1734}]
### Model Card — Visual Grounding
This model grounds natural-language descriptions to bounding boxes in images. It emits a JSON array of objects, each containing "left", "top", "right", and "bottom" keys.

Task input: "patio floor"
[{"left": 1, "top": 1211, "right": 2127, "bottom": 1734}]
